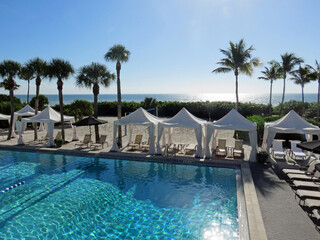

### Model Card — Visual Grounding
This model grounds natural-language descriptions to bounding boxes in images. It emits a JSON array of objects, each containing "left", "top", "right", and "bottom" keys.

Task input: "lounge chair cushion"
[
  {"left": 304, "top": 198, "right": 320, "bottom": 209},
  {"left": 292, "top": 180, "right": 320, "bottom": 190},
  {"left": 274, "top": 151, "right": 286, "bottom": 157},
  {"left": 296, "top": 189, "right": 320, "bottom": 199}
]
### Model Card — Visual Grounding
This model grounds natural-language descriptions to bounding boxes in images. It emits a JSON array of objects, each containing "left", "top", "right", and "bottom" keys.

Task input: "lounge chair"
[
  {"left": 289, "top": 141, "right": 307, "bottom": 160},
  {"left": 141, "top": 137, "right": 155, "bottom": 151},
  {"left": 185, "top": 144, "right": 197, "bottom": 155},
  {"left": 283, "top": 159, "right": 319, "bottom": 176},
  {"left": 90, "top": 135, "right": 107, "bottom": 150},
  {"left": 39, "top": 132, "right": 49, "bottom": 143},
  {"left": 233, "top": 139, "right": 244, "bottom": 158},
  {"left": 271, "top": 141, "right": 286, "bottom": 160},
  {"left": 304, "top": 198, "right": 320, "bottom": 209},
  {"left": 287, "top": 171, "right": 320, "bottom": 182},
  {"left": 75, "top": 134, "right": 92, "bottom": 148},
  {"left": 128, "top": 134, "right": 143, "bottom": 150},
  {"left": 215, "top": 139, "right": 227, "bottom": 157},
  {"left": 296, "top": 189, "right": 320, "bottom": 200},
  {"left": 292, "top": 180, "right": 320, "bottom": 190}
]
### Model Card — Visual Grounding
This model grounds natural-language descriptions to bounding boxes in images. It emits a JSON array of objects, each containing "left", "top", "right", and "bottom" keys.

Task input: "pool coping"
[{"left": 0, "top": 145, "right": 268, "bottom": 240}]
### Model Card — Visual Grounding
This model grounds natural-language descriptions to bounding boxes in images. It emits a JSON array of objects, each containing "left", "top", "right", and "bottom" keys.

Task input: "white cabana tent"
[
  {"left": 110, "top": 107, "right": 162, "bottom": 154},
  {"left": 0, "top": 113, "right": 10, "bottom": 121},
  {"left": 205, "top": 109, "right": 258, "bottom": 161},
  {"left": 18, "top": 106, "right": 76, "bottom": 147},
  {"left": 156, "top": 107, "right": 206, "bottom": 158},
  {"left": 262, "top": 110, "right": 320, "bottom": 151},
  {"left": 12, "top": 105, "right": 43, "bottom": 138}
]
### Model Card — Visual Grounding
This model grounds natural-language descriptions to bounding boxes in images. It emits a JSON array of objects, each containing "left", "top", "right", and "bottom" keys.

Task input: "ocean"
[{"left": 15, "top": 93, "right": 318, "bottom": 106}]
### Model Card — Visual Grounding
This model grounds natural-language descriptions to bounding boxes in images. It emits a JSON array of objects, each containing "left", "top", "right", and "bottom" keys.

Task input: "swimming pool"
[{"left": 0, "top": 150, "right": 240, "bottom": 239}]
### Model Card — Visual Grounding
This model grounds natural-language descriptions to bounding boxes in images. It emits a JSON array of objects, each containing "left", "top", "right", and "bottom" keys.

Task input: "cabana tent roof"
[
  {"left": 15, "top": 104, "right": 37, "bottom": 116},
  {"left": 160, "top": 107, "right": 206, "bottom": 127},
  {"left": 0, "top": 113, "right": 10, "bottom": 120},
  {"left": 114, "top": 107, "right": 162, "bottom": 126},
  {"left": 262, "top": 110, "right": 320, "bottom": 151},
  {"left": 21, "top": 106, "right": 74, "bottom": 123}
]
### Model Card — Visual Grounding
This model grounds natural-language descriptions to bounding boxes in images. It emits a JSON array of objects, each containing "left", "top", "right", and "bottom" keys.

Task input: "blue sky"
[{"left": 0, "top": 0, "right": 319, "bottom": 95}]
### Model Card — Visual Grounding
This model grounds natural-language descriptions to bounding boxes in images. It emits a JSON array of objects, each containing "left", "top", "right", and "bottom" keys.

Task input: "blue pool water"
[{"left": 0, "top": 150, "right": 239, "bottom": 239}]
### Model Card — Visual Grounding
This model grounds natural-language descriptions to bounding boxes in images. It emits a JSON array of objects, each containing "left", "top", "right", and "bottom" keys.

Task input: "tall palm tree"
[
  {"left": 271, "top": 53, "right": 303, "bottom": 114},
  {"left": 0, "top": 60, "right": 21, "bottom": 140},
  {"left": 47, "top": 59, "right": 74, "bottom": 142},
  {"left": 19, "top": 66, "right": 34, "bottom": 104},
  {"left": 212, "top": 39, "right": 261, "bottom": 111},
  {"left": 290, "top": 65, "right": 317, "bottom": 116},
  {"left": 76, "top": 62, "right": 115, "bottom": 142},
  {"left": 307, "top": 60, "right": 320, "bottom": 121},
  {"left": 25, "top": 58, "right": 48, "bottom": 140},
  {"left": 105, "top": 44, "right": 130, "bottom": 145},
  {"left": 258, "top": 63, "right": 281, "bottom": 114}
]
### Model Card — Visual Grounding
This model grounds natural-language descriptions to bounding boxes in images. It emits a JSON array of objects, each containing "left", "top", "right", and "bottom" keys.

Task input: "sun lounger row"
[
  {"left": 75, "top": 134, "right": 108, "bottom": 149},
  {"left": 215, "top": 139, "right": 244, "bottom": 158},
  {"left": 271, "top": 140, "right": 307, "bottom": 161}
]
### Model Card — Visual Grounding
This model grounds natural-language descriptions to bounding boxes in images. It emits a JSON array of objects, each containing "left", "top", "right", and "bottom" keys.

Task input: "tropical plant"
[
  {"left": 270, "top": 53, "right": 303, "bottom": 113},
  {"left": 105, "top": 44, "right": 130, "bottom": 144},
  {"left": 30, "top": 94, "right": 49, "bottom": 110},
  {"left": 0, "top": 60, "right": 21, "bottom": 139},
  {"left": 47, "top": 58, "right": 74, "bottom": 142},
  {"left": 212, "top": 39, "right": 261, "bottom": 111},
  {"left": 76, "top": 62, "right": 115, "bottom": 142},
  {"left": 258, "top": 63, "right": 281, "bottom": 114},
  {"left": 141, "top": 97, "right": 157, "bottom": 110},
  {"left": 19, "top": 66, "right": 34, "bottom": 104},
  {"left": 24, "top": 58, "right": 48, "bottom": 140},
  {"left": 68, "top": 100, "right": 94, "bottom": 120},
  {"left": 307, "top": 60, "right": 320, "bottom": 121},
  {"left": 290, "top": 65, "right": 316, "bottom": 115}
]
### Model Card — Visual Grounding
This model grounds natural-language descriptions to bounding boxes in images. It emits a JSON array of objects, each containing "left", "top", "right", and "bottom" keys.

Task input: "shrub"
[
  {"left": 247, "top": 115, "right": 265, "bottom": 143},
  {"left": 30, "top": 94, "right": 49, "bottom": 110},
  {"left": 0, "top": 94, "right": 21, "bottom": 104}
]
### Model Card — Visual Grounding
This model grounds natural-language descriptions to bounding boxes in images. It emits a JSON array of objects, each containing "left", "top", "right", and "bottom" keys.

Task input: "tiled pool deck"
[{"left": 0, "top": 145, "right": 319, "bottom": 239}]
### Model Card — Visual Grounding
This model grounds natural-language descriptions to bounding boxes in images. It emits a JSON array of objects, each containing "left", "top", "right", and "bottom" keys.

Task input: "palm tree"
[
  {"left": 47, "top": 59, "right": 74, "bottom": 142},
  {"left": 290, "top": 65, "right": 317, "bottom": 116},
  {"left": 76, "top": 62, "right": 115, "bottom": 142},
  {"left": 19, "top": 66, "right": 34, "bottom": 104},
  {"left": 25, "top": 58, "right": 48, "bottom": 140},
  {"left": 105, "top": 44, "right": 130, "bottom": 145},
  {"left": 212, "top": 39, "right": 261, "bottom": 111},
  {"left": 307, "top": 60, "right": 320, "bottom": 121},
  {"left": 271, "top": 53, "right": 303, "bottom": 114},
  {"left": 258, "top": 63, "right": 281, "bottom": 114},
  {"left": 0, "top": 60, "right": 21, "bottom": 140}
]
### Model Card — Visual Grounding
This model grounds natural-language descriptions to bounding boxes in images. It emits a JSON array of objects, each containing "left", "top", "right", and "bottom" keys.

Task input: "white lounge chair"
[
  {"left": 283, "top": 159, "right": 320, "bottom": 176},
  {"left": 91, "top": 135, "right": 108, "bottom": 150},
  {"left": 215, "top": 139, "right": 227, "bottom": 157},
  {"left": 75, "top": 134, "right": 92, "bottom": 148},
  {"left": 233, "top": 139, "right": 244, "bottom": 158},
  {"left": 185, "top": 144, "right": 197, "bottom": 155},
  {"left": 289, "top": 141, "right": 307, "bottom": 160},
  {"left": 128, "top": 134, "right": 143, "bottom": 150},
  {"left": 271, "top": 141, "right": 286, "bottom": 159},
  {"left": 292, "top": 180, "right": 320, "bottom": 190},
  {"left": 296, "top": 189, "right": 320, "bottom": 201},
  {"left": 141, "top": 137, "right": 155, "bottom": 151},
  {"left": 304, "top": 198, "right": 320, "bottom": 209}
]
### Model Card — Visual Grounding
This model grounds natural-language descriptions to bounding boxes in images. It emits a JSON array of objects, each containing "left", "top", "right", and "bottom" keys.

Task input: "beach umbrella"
[
  {"left": 297, "top": 140, "right": 320, "bottom": 154},
  {"left": 72, "top": 116, "right": 107, "bottom": 135}
]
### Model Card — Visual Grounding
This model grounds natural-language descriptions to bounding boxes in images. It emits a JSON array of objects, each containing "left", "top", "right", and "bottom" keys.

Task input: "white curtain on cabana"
[
  {"left": 262, "top": 110, "right": 320, "bottom": 151},
  {"left": 156, "top": 108, "right": 206, "bottom": 158},
  {"left": 110, "top": 107, "right": 162, "bottom": 155},
  {"left": 205, "top": 109, "right": 258, "bottom": 162}
]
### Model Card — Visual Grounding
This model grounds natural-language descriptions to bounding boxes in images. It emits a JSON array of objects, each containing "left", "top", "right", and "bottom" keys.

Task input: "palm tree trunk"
[
  {"left": 27, "top": 79, "right": 30, "bottom": 104},
  {"left": 317, "top": 79, "right": 320, "bottom": 122},
  {"left": 302, "top": 84, "right": 305, "bottom": 116},
  {"left": 235, "top": 70, "right": 239, "bottom": 111},
  {"left": 34, "top": 76, "right": 41, "bottom": 140},
  {"left": 93, "top": 83, "right": 100, "bottom": 142},
  {"left": 269, "top": 80, "right": 273, "bottom": 115},
  {"left": 7, "top": 78, "right": 15, "bottom": 140},
  {"left": 57, "top": 78, "right": 65, "bottom": 142},
  {"left": 280, "top": 75, "right": 286, "bottom": 114},
  {"left": 116, "top": 61, "right": 122, "bottom": 146}
]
